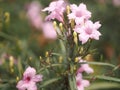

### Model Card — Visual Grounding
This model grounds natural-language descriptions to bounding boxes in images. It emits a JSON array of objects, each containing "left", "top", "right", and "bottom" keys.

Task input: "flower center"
[
  {"left": 85, "top": 28, "right": 92, "bottom": 35},
  {"left": 25, "top": 76, "right": 31, "bottom": 83},
  {"left": 77, "top": 81, "right": 81, "bottom": 86},
  {"left": 27, "top": 77, "right": 31, "bottom": 81},
  {"left": 76, "top": 11, "right": 82, "bottom": 17}
]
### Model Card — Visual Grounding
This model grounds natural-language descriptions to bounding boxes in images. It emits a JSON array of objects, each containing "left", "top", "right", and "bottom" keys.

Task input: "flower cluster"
[
  {"left": 43, "top": 0, "right": 101, "bottom": 44},
  {"left": 18, "top": 0, "right": 102, "bottom": 90},
  {"left": 68, "top": 3, "right": 101, "bottom": 44},
  {"left": 76, "top": 58, "right": 94, "bottom": 90},
  {"left": 42, "top": 0, "right": 66, "bottom": 22}
]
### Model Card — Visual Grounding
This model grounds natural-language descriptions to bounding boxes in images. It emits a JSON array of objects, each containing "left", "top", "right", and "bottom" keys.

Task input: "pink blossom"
[
  {"left": 42, "top": 0, "right": 66, "bottom": 22},
  {"left": 27, "top": 1, "right": 43, "bottom": 29},
  {"left": 42, "top": 22, "right": 57, "bottom": 39},
  {"left": 68, "top": 3, "right": 91, "bottom": 25},
  {"left": 74, "top": 20, "right": 101, "bottom": 44},
  {"left": 113, "top": 0, "right": 120, "bottom": 6},
  {"left": 76, "top": 73, "right": 90, "bottom": 90},
  {"left": 77, "top": 58, "right": 94, "bottom": 74},
  {"left": 16, "top": 66, "right": 43, "bottom": 90}
]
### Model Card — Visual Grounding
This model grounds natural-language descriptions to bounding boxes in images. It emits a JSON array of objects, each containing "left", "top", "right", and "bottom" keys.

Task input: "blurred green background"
[{"left": 0, "top": 0, "right": 120, "bottom": 90}]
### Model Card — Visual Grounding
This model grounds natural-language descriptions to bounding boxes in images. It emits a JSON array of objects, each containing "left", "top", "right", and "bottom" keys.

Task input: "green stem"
[
  {"left": 38, "top": 64, "right": 67, "bottom": 73},
  {"left": 87, "top": 62, "right": 116, "bottom": 68},
  {"left": 85, "top": 75, "right": 120, "bottom": 83},
  {"left": 0, "top": 32, "right": 17, "bottom": 41}
]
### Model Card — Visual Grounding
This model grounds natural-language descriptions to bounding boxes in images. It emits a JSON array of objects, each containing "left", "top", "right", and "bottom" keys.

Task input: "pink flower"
[
  {"left": 113, "top": 0, "right": 120, "bottom": 6},
  {"left": 77, "top": 58, "right": 94, "bottom": 74},
  {"left": 76, "top": 73, "right": 90, "bottom": 90},
  {"left": 27, "top": 1, "right": 43, "bottom": 29},
  {"left": 42, "top": 22, "right": 57, "bottom": 39},
  {"left": 74, "top": 20, "right": 101, "bottom": 44},
  {"left": 42, "top": 0, "right": 66, "bottom": 22},
  {"left": 68, "top": 3, "right": 91, "bottom": 25},
  {"left": 16, "top": 66, "right": 43, "bottom": 90}
]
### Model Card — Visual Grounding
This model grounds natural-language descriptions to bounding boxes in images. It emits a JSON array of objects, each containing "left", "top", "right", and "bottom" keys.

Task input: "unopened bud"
[
  {"left": 73, "top": 32, "right": 77, "bottom": 37},
  {"left": 74, "top": 37, "right": 78, "bottom": 45},
  {"left": 9, "top": 56, "right": 14, "bottom": 68},
  {"left": 45, "top": 51, "right": 49, "bottom": 57},
  {"left": 16, "top": 76, "right": 19, "bottom": 82},
  {"left": 74, "top": 65, "right": 77, "bottom": 71},
  {"left": 46, "top": 58, "right": 50, "bottom": 64},
  {"left": 66, "top": 5, "right": 70, "bottom": 15},
  {"left": 39, "top": 56, "right": 42, "bottom": 60},
  {"left": 71, "top": 19, "right": 75, "bottom": 28},
  {"left": 4, "top": 12, "right": 10, "bottom": 23},
  {"left": 59, "top": 23, "right": 63, "bottom": 31},
  {"left": 75, "top": 57, "right": 79, "bottom": 62},
  {"left": 53, "top": 21, "right": 57, "bottom": 29},
  {"left": 73, "top": 32, "right": 78, "bottom": 45},
  {"left": 59, "top": 56, "right": 63, "bottom": 63},
  {"left": 80, "top": 47, "right": 84, "bottom": 54}
]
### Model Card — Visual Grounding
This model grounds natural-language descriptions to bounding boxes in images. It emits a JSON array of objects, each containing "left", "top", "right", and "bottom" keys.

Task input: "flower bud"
[
  {"left": 73, "top": 32, "right": 78, "bottom": 45},
  {"left": 45, "top": 51, "right": 49, "bottom": 57},
  {"left": 73, "top": 31, "right": 77, "bottom": 37},
  {"left": 59, "top": 56, "right": 63, "bottom": 63},
  {"left": 59, "top": 23, "right": 63, "bottom": 32},
  {"left": 46, "top": 58, "right": 50, "bottom": 64},
  {"left": 74, "top": 65, "right": 77, "bottom": 71},
  {"left": 79, "top": 47, "right": 84, "bottom": 54},
  {"left": 53, "top": 21, "right": 57, "bottom": 30},
  {"left": 4, "top": 12, "right": 10, "bottom": 23},
  {"left": 9, "top": 56, "right": 14, "bottom": 68},
  {"left": 66, "top": 5, "right": 70, "bottom": 15},
  {"left": 70, "top": 19, "right": 75, "bottom": 28},
  {"left": 75, "top": 57, "right": 79, "bottom": 62},
  {"left": 39, "top": 56, "right": 42, "bottom": 60},
  {"left": 16, "top": 76, "right": 19, "bottom": 82}
]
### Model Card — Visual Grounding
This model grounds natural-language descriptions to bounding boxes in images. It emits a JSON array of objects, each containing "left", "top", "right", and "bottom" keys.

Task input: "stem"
[
  {"left": 0, "top": 32, "right": 17, "bottom": 41},
  {"left": 38, "top": 64, "right": 67, "bottom": 73}
]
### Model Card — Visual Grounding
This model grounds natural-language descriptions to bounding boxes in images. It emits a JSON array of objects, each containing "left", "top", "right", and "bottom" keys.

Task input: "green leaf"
[
  {"left": 51, "top": 53, "right": 62, "bottom": 56},
  {"left": 0, "top": 32, "right": 17, "bottom": 41},
  {"left": 39, "top": 77, "right": 61, "bottom": 88},
  {"left": 68, "top": 74, "right": 77, "bottom": 90},
  {"left": 86, "top": 82, "right": 120, "bottom": 90},
  {"left": 85, "top": 75, "right": 120, "bottom": 83},
  {"left": 113, "top": 65, "right": 120, "bottom": 71},
  {"left": 17, "top": 57, "right": 23, "bottom": 78},
  {"left": 59, "top": 39, "right": 66, "bottom": 56},
  {"left": 38, "top": 64, "right": 66, "bottom": 73},
  {"left": 96, "top": 75, "right": 120, "bottom": 83},
  {"left": 87, "top": 62, "right": 116, "bottom": 68}
]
